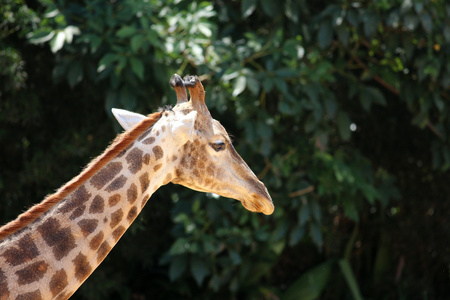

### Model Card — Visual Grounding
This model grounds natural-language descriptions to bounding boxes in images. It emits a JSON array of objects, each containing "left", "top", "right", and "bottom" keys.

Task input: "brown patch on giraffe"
[
  {"left": 16, "top": 261, "right": 48, "bottom": 285},
  {"left": 112, "top": 225, "right": 126, "bottom": 241},
  {"left": 0, "top": 112, "right": 162, "bottom": 240},
  {"left": 125, "top": 148, "right": 144, "bottom": 174},
  {"left": 152, "top": 146, "right": 164, "bottom": 160},
  {"left": 163, "top": 173, "right": 172, "bottom": 185},
  {"left": 175, "top": 168, "right": 184, "bottom": 178},
  {"left": 89, "top": 231, "right": 104, "bottom": 250},
  {"left": 137, "top": 127, "right": 152, "bottom": 141},
  {"left": 90, "top": 162, "right": 123, "bottom": 189},
  {"left": 73, "top": 253, "right": 92, "bottom": 282},
  {"left": 127, "top": 206, "right": 138, "bottom": 222},
  {"left": 0, "top": 268, "right": 9, "bottom": 299},
  {"left": 50, "top": 269, "right": 68, "bottom": 297},
  {"left": 127, "top": 183, "right": 138, "bottom": 204},
  {"left": 108, "top": 194, "right": 121, "bottom": 207},
  {"left": 142, "top": 137, "right": 155, "bottom": 145},
  {"left": 89, "top": 195, "right": 104, "bottom": 214},
  {"left": 78, "top": 219, "right": 98, "bottom": 237},
  {"left": 139, "top": 172, "right": 150, "bottom": 193},
  {"left": 16, "top": 290, "right": 42, "bottom": 300},
  {"left": 161, "top": 125, "right": 166, "bottom": 132},
  {"left": 172, "top": 155, "right": 178, "bottom": 162},
  {"left": 97, "top": 241, "right": 111, "bottom": 263},
  {"left": 206, "top": 165, "right": 215, "bottom": 177},
  {"left": 141, "top": 194, "right": 150, "bottom": 209},
  {"left": 153, "top": 164, "right": 162, "bottom": 172},
  {"left": 37, "top": 217, "right": 76, "bottom": 260},
  {"left": 105, "top": 175, "right": 127, "bottom": 192},
  {"left": 198, "top": 160, "right": 206, "bottom": 170},
  {"left": 143, "top": 153, "right": 151, "bottom": 165},
  {"left": 156, "top": 131, "right": 160, "bottom": 136},
  {"left": 59, "top": 185, "right": 91, "bottom": 214},
  {"left": 1, "top": 233, "right": 39, "bottom": 266},
  {"left": 110, "top": 208, "right": 124, "bottom": 228},
  {"left": 69, "top": 204, "right": 86, "bottom": 220}
]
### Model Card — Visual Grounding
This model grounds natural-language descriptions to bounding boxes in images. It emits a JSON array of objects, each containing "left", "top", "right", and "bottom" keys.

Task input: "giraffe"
[{"left": 0, "top": 74, "right": 274, "bottom": 299}]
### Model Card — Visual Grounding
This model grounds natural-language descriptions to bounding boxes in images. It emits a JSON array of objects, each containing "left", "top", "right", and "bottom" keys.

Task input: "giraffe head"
[{"left": 113, "top": 74, "right": 274, "bottom": 215}]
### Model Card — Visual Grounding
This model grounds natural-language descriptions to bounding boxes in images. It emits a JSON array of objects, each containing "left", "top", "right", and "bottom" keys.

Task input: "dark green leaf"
[
  {"left": 67, "top": 62, "right": 83, "bottom": 88},
  {"left": 282, "top": 261, "right": 333, "bottom": 300},
  {"left": 318, "top": 20, "right": 332, "bottom": 49},
  {"left": 116, "top": 26, "right": 136, "bottom": 38},
  {"left": 190, "top": 256, "right": 210, "bottom": 286},
  {"left": 336, "top": 111, "right": 351, "bottom": 141},
  {"left": 129, "top": 57, "right": 144, "bottom": 80},
  {"left": 338, "top": 259, "right": 364, "bottom": 300},
  {"left": 169, "top": 255, "right": 187, "bottom": 281}
]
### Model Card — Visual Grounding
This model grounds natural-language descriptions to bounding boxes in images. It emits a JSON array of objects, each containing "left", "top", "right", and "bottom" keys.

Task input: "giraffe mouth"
[{"left": 241, "top": 194, "right": 274, "bottom": 215}]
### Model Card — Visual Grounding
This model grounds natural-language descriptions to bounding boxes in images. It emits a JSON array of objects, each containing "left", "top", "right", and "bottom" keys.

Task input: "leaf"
[
  {"left": 63, "top": 25, "right": 80, "bottom": 43},
  {"left": 419, "top": 11, "right": 432, "bottom": 34},
  {"left": 98, "top": 53, "right": 119, "bottom": 72},
  {"left": 129, "top": 57, "right": 144, "bottom": 80},
  {"left": 28, "top": 30, "right": 55, "bottom": 44},
  {"left": 310, "top": 223, "right": 323, "bottom": 248},
  {"left": 50, "top": 31, "right": 65, "bottom": 53},
  {"left": 318, "top": 20, "right": 332, "bottom": 49},
  {"left": 336, "top": 111, "right": 351, "bottom": 141},
  {"left": 67, "top": 62, "right": 83, "bottom": 88},
  {"left": 338, "top": 259, "right": 364, "bottom": 300},
  {"left": 232, "top": 75, "right": 246, "bottom": 97},
  {"left": 116, "top": 26, "right": 136, "bottom": 38},
  {"left": 282, "top": 260, "right": 333, "bottom": 300},
  {"left": 260, "top": 0, "right": 281, "bottom": 17},
  {"left": 336, "top": 25, "right": 349, "bottom": 46},
  {"left": 289, "top": 223, "right": 305, "bottom": 246},
  {"left": 246, "top": 76, "right": 260, "bottom": 96},
  {"left": 343, "top": 200, "right": 359, "bottom": 221},
  {"left": 403, "top": 13, "right": 418, "bottom": 31},
  {"left": 190, "top": 256, "right": 210, "bottom": 286},
  {"left": 298, "top": 204, "right": 309, "bottom": 226},
  {"left": 363, "top": 12, "right": 379, "bottom": 37},
  {"left": 169, "top": 255, "right": 187, "bottom": 281},
  {"left": 131, "top": 35, "right": 146, "bottom": 52},
  {"left": 242, "top": 0, "right": 256, "bottom": 18},
  {"left": 198, "top": 23, "right": 212, "bottom": 37}
]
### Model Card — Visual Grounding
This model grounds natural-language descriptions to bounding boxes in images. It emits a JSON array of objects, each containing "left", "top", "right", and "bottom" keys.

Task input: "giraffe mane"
[{"left": 0, "top": 111, "right": 163, "bottom": 241}]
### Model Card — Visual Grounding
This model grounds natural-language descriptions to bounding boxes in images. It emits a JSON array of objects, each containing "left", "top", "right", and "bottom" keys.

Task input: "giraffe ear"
[
  {"left": 112, "top": 108, "right": 147, "bottom": 130},
  {"left": 170, "top": 111, "right": 197, "bottom": 142}
]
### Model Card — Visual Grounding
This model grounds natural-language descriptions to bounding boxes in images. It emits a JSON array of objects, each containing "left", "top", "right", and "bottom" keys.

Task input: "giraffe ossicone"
[{"left": 0, "top": 74, "right": 274, "bottom": 299}]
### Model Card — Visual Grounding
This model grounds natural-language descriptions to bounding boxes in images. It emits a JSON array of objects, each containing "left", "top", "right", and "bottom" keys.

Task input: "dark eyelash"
[{"left": 210, "top": 141, "right": 226, "bottom": 152}]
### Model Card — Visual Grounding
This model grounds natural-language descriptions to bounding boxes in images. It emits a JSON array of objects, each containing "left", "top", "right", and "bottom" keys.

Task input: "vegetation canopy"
[{"left": 1, "top": 0, "right": 449, "bottom": 298}]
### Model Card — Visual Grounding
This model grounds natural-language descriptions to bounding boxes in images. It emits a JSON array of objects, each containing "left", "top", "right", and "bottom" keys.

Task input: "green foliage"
[{"left": 2, "top": 0, "right": 450, "bottom": 299}]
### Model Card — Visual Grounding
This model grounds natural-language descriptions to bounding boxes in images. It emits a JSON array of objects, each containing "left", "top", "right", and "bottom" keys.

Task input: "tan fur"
[{"left": 0, "top": 111, "right": 163, "bottom": 240}]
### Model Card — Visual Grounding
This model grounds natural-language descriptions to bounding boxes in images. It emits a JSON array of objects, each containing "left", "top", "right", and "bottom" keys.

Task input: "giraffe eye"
[{"left": 211, "top": 141, "right": 226, "bottom": 152}]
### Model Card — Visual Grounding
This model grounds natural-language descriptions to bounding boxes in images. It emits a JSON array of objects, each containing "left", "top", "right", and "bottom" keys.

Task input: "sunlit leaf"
[
  {"left": 50, "top": 31, "right": 65, "bottom": 53},
  {"left": 232, "top": 75, "right": 246, "bottom": 97},
  {"left": 242, "top": 0, "right": 256, "bottom": 18}
]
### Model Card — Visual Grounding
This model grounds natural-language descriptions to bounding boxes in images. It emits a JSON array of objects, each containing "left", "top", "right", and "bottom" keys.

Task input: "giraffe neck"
[{"left": 0, "top": 115, "right": 175, "bottom": 299}]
